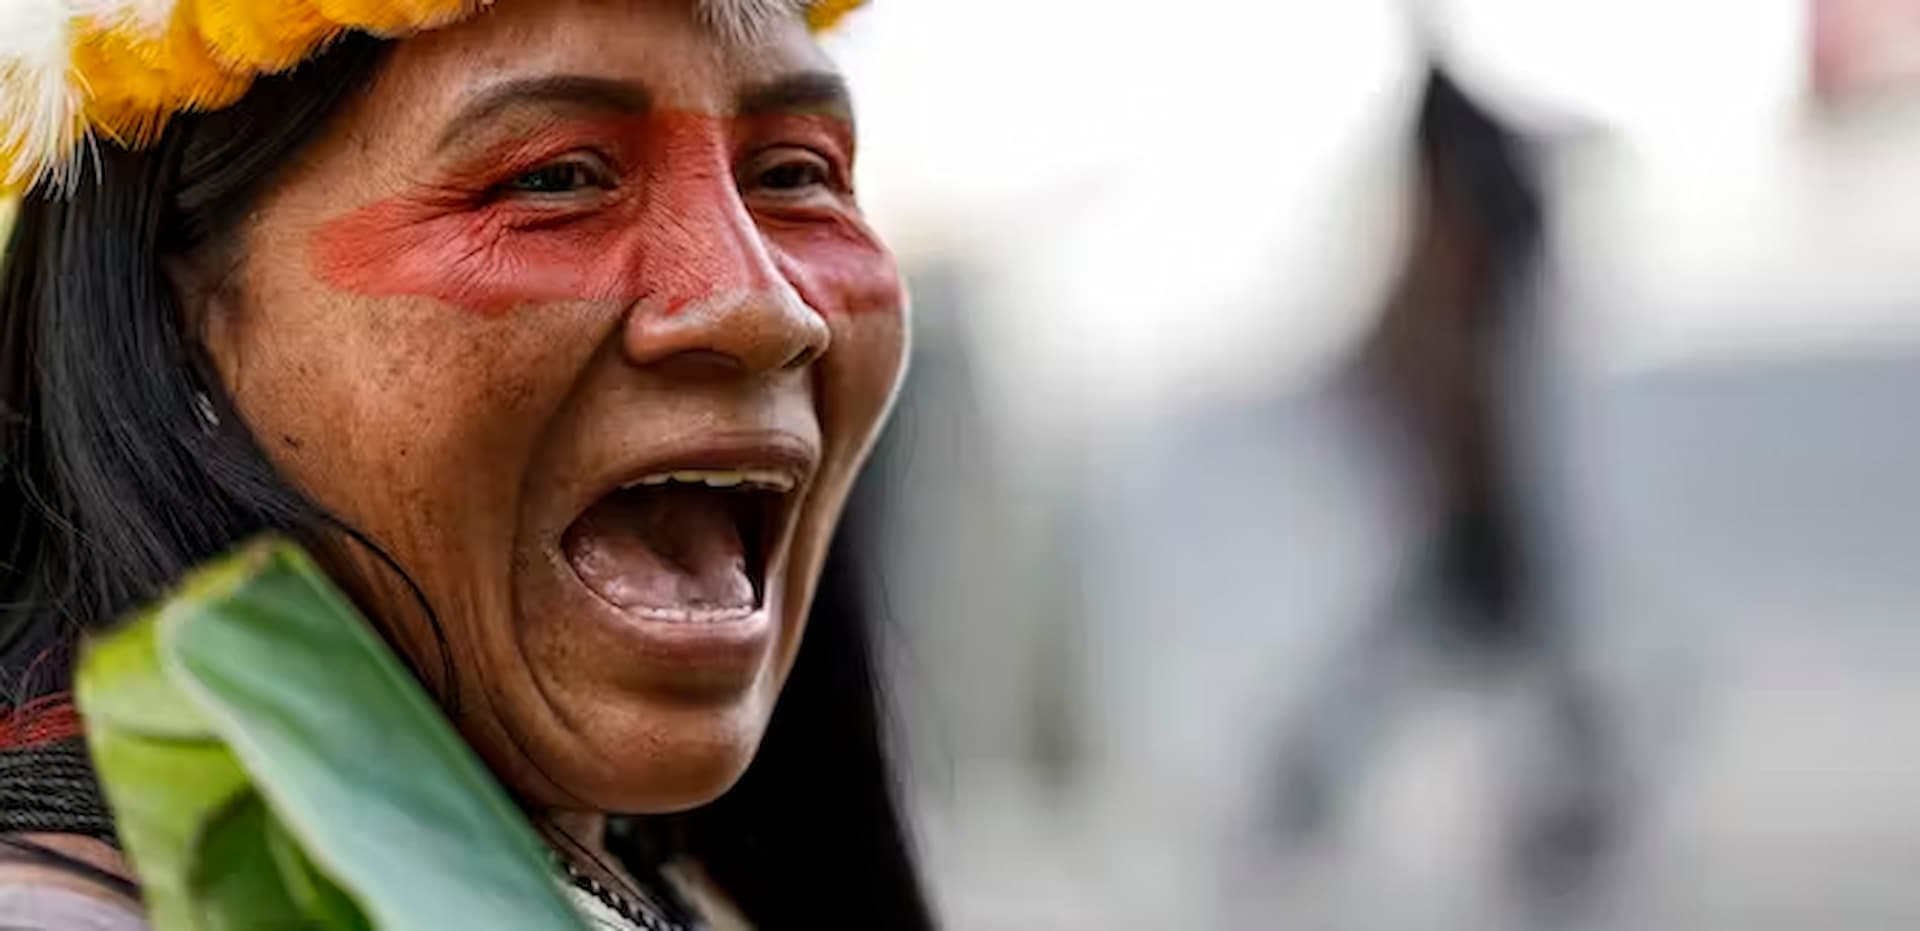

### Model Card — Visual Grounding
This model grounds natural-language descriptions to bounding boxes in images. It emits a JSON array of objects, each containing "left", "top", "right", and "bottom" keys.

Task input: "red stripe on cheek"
[
  {"left": 768, "top": 212, "right": 904, "bottom": 319},
  {"left": 309, "top": 112, "right": 897, "bottom": 318},
  {"left": 311, "top": 196, "right": 587, "bottom": 316}
]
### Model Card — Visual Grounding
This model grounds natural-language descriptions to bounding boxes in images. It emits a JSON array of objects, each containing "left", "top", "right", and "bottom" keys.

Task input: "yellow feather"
[
  {"left": 191, "top": 0, "right": 342, "bottom": 72},
  {"left": 806, "top": 0, "right": 866, "bottom": 32},
  {"left": 313, "top": 0, "right": 480, "bottom": 36},
  {"left": 74, "top": 3, "right": 254, "bottom": 148},
  {"left": 160, "top": 4, "right": 257, "bottom": 111},
  {"left": 73, "top": 32, "right": 174, "bottom": 147}
]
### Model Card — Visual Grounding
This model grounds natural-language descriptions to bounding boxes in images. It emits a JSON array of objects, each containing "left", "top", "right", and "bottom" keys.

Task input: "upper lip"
[
  {"left": 577, "top": 430, "right": 820, "bottom": 518},
  {"left": 626, "top": 431, "right": 815, "bottom": 488}
]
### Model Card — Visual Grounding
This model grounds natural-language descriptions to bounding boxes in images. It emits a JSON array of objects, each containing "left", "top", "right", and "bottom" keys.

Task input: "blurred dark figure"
[{"left": 1271, "top": 68, "right": 1621, "bottom": 920}]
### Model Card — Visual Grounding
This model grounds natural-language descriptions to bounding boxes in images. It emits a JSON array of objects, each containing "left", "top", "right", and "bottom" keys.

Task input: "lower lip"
[{"left": 554, "top": 552, "right": 776, "bottom": 694}]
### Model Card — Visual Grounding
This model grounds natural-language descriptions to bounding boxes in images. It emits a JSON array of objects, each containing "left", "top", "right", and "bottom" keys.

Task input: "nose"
[
  {"left": 620, "top": 186, "right": 830, "bottom": 378},
  {"left": 623, "top": 281, "right": 830, "bottom": 378}
]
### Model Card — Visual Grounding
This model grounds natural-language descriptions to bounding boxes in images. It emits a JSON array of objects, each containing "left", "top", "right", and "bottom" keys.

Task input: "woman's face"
[{"left": 195, "top": 0, "right": 906, "bottom": 813}]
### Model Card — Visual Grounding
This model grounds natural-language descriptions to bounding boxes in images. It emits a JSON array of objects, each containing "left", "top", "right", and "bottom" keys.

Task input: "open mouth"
[{"left": 561, "top": 469, "right": 794, "bottom": 623}]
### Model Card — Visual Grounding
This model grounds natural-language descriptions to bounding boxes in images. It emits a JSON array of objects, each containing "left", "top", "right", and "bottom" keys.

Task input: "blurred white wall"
[
  {"left": 828, "top": 0, "right": 1422, "bottom": 435},
  {"left": 830, "top": 0, "right": 1920, "bottom": 398}
]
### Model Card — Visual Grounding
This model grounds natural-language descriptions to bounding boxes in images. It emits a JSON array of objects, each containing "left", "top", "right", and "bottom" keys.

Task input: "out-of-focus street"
[{"left": 828, "top": 3, "right": 1920, "bottom": 925}]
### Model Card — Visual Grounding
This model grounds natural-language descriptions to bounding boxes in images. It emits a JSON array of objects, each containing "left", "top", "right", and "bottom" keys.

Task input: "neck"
[
  {"left": 537, "top": 809, "right": 655, "bottom": 902},
  {"left": 538, "top": 809, "right": 611, "bottom": 864}
]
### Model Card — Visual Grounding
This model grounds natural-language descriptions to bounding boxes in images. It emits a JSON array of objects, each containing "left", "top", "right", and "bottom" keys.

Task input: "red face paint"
[{"left": 310, "top": 111, "right": 901, "bottom": 319}]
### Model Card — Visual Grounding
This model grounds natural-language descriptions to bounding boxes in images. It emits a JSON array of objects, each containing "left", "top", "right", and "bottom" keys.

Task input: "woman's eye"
[
  {"left": 759, "top": 161, "right": 827, "bottom": 191},
  {"left": 748, "top": 150, "right": 835, "bottom": 198},
  {"left": 506, "top": 158, "right": 612, "bottom": 195}
]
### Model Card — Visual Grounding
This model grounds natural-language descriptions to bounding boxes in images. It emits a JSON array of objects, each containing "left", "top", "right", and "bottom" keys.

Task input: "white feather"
[
  {"left": 72, "top": 0, "right": 175, "bottom": 36},
  {"left": 0, "top": 0, "right": 83, "bottom": 189},
  {"left": 698, "top": 0, "right": 809, "bottom": 45},
  {"left": 0, "top": 0, "right": 66, "bottom": 59}
]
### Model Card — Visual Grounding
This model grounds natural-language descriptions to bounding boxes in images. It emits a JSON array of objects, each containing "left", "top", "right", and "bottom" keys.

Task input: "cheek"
[
  {"left": 311, "top": 199, "right": 604, "bottom": 317},
  {"left": 227, "top": 306, "right": 578, "bottom": 692},
  {"left": 768, "top": 216, "right": 904, "bottom": 320},
  {"left": 219, "top": 233, "right": 606, "bottom": 695},
  {"left": 215, "top": 267, "right": 579, "bottom": 570},
  {"left": 768, "top": 218, "right": 907, "bottom": 451}
]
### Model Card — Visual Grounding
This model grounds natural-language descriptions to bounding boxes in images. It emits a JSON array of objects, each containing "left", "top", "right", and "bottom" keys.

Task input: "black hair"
[{"left": 0, "top": 32, "right": 932, "bottom": 930}]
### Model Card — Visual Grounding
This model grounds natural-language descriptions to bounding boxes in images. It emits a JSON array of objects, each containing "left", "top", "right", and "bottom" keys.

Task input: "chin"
[
  {"left": 513, "top": 673, "right": 779, "bottom": 815},
  {"left": 621, "top": 696, "right": 773, "bottom": 812}
]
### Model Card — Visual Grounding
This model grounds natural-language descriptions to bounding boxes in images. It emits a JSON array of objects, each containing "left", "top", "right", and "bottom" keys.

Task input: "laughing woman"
[{"left": 0, "top": 1, "right": 930, "bottom": 928}]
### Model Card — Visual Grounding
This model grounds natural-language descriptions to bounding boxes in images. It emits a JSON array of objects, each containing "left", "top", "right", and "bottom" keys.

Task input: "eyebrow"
[
  {"left": 735, "top": 71, "right": 854, "bottom": 119},
  {"left": 437, "top": 76, "right": 653, "bottom": 151}
]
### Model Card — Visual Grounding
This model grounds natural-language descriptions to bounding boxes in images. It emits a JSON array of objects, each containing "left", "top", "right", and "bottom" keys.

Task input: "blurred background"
[{"left": 823, "top": 1, "right": 1920, "bottom": 928}]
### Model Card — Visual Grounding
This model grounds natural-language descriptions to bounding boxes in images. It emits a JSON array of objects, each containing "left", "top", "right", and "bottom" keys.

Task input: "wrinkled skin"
[{"left": 184, "top": 0, "right": 906, "bottom": 831}]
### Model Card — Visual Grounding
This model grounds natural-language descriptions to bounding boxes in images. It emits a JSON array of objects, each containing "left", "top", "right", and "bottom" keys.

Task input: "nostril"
[
  {"left": 655, "top": 349, "right": 745, "bottom": 380},
  {"left": 781, "top": 346, "right": 820, "bottom": 371}
]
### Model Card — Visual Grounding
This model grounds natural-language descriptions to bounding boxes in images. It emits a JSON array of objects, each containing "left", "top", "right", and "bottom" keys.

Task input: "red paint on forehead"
[{"left": 309, "top": 111, "right": 901, "bottom": 320}]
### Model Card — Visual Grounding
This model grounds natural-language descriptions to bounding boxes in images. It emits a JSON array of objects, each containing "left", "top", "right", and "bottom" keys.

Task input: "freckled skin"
[{"left": 188, "top": 0, "right": 906, "bottom": 820}]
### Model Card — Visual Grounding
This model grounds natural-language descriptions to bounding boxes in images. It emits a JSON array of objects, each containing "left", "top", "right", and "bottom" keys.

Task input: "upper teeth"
[{"left": 627, "top": 470, "right": 794, "bottom": 492}]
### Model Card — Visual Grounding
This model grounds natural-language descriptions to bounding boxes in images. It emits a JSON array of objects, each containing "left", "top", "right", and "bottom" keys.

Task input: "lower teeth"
[{"left": 627, "top": 605, "right": 756, "bottom": 624}]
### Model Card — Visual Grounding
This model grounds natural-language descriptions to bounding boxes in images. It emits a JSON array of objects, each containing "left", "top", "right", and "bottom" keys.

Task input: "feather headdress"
[{"left": 0, "top": 0, "right": 865, "bottom": 192}]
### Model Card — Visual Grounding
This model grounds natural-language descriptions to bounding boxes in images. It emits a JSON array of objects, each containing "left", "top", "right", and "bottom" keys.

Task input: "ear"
[{"left": 163, "top": 248, "right": 246, "bottom": 387}]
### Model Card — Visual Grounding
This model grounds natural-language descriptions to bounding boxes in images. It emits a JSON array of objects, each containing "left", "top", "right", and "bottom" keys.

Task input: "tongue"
[{"left": 563, "top": 485, "right": 753, "bottom": 615}]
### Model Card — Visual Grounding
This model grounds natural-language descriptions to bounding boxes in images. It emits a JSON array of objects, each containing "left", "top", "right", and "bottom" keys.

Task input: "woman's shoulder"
[{"left": 0, "top": 835, "right": 148, "bottom": 931}]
